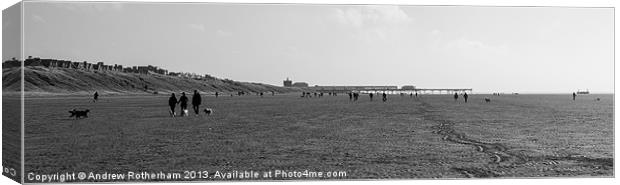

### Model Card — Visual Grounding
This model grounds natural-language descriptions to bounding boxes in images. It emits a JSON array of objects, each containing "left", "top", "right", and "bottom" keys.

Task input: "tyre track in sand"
[{"left": 416, "top": 100, "right": 613, "bottom": 178}]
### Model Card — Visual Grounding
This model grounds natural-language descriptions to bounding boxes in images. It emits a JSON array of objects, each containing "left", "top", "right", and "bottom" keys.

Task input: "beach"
[{"left": 16, "top": 93, "right": 613, "bottom": 180}]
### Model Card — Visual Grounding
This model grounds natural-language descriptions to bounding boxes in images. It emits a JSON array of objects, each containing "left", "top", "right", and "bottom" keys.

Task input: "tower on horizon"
[{"left": 283, "top": 78, "right": 292, "bottom": 87}]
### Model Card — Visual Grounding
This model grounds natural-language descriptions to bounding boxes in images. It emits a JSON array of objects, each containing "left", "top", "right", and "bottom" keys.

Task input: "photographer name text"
[{"left": 26, "top": 170, "right": 347, "bottom": 182}]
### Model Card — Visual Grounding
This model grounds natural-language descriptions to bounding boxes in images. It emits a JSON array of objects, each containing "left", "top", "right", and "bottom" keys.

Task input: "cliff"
[{"left": 2, "top": 66, "right": 297, "bottom": 95}]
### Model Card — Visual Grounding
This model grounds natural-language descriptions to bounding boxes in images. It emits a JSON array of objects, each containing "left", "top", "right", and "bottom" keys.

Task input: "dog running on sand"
[
  {"left": 69, "top": 109, "right": 90, "bottom": 119},
  {"left": 484, "top": 97, "right": 491, "bottom": 103}
]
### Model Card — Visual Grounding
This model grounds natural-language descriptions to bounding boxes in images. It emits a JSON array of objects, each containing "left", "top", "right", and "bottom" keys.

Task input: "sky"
[{"left": 6, "top": 1, "right": 614, "bottom": 93}]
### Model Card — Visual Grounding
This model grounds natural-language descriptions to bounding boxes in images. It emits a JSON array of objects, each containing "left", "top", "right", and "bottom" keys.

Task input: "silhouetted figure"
[
  {"left": 192, "top": 90, "right": 202, "bottom": 115},
  {"left": 178, "top": 92, "right": 189, "bottom": 116},
  {"left": 260, "top": 92, "right": 264, "bottom": 97},
  {"left": 410, "top": 93, "right": 413, "bottom": 98},
  {"left": 93, "top": 91, "right": 99, "bottom": 102},
  {"left": 415, "top": 92, "right": 418, "bottom": 97},
  {"left": 353, "top": 92, "right": 359, "bottom": 101},
  {"left": 215, "top": 92, "right": 219, "bottom": 98},
  {"left": 453, "top": 93, "right": 458, "bottom": 101},
  {"left": 348, "top": 92, "right": 353, "bottom": 101},
  {"left": 168, "top": 93, "right": 178, "bottom": 117},
  {"left": 369, "top": 93, "right": 374, "bottom": 101},
  {"left": 463, "top": 92, "right": 469, "bottom": 103},
  {"left": 382, "top": 93, "right": 387, "bottom": 102},
  {"left": 573, "top": 92, "right": 576, "bottom": 101}
]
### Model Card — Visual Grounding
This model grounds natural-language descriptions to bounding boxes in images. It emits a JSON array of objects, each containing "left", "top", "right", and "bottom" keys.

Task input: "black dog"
[{"left": 69, "top": 109, "right": 90, "bottom": 119}]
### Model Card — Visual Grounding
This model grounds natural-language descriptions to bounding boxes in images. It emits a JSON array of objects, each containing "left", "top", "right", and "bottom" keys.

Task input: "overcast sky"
[{"left": 8, "top": 2, "right": 614, "bottom": 93}]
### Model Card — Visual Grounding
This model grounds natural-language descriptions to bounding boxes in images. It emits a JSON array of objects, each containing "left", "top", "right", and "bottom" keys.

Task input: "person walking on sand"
[
  {"left": 573, "top": 92, "right": 577, "bottom": 101},
  {"left": 463, "top": 92, "right": 469, "bottom": 103},
  {"left": 369, "top": 93, "right": 374, "bottom": 101},
  {"left": 93, "top": 91, "right": 99, "bottom": 102},
  {"left": 215, "top": 92, "right": 219, "bottom": 98},
  {"left": 168, "top": 93, "right": 178, "bottom": 117},
  {"left": 382, "top": 92, "right": 387, "bottom": 102},
  {"left": 192, "top": 90, "right": 202, "bottom": 115},
  {"left": 178, "top": 92, "right": 189, "bottom": 116},
  {"left": 453, "top": 93, "right": 458, "bottom": 101}
]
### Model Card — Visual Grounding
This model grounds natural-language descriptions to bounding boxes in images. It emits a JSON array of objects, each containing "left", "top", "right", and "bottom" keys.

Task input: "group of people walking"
[
  {"left": 367, "top": 92, "right": 388, "bottom": 102},
  {"left": 168, "top": 90, "right": 202, "bottom": 117},
  {"left": 347, "top": 92, "right": 388, "bottom": 102},
  {"left": 453, "top": 92, "right": 469, "bottom": 102}
]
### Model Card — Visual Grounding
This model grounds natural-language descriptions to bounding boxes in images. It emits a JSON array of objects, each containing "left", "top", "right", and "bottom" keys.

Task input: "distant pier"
[
  {"left": 411, "top": 88, "right": 473, "bottom": 94},
  {"left": 309, "top": 86, "right": 472, "bottom": 94}
]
